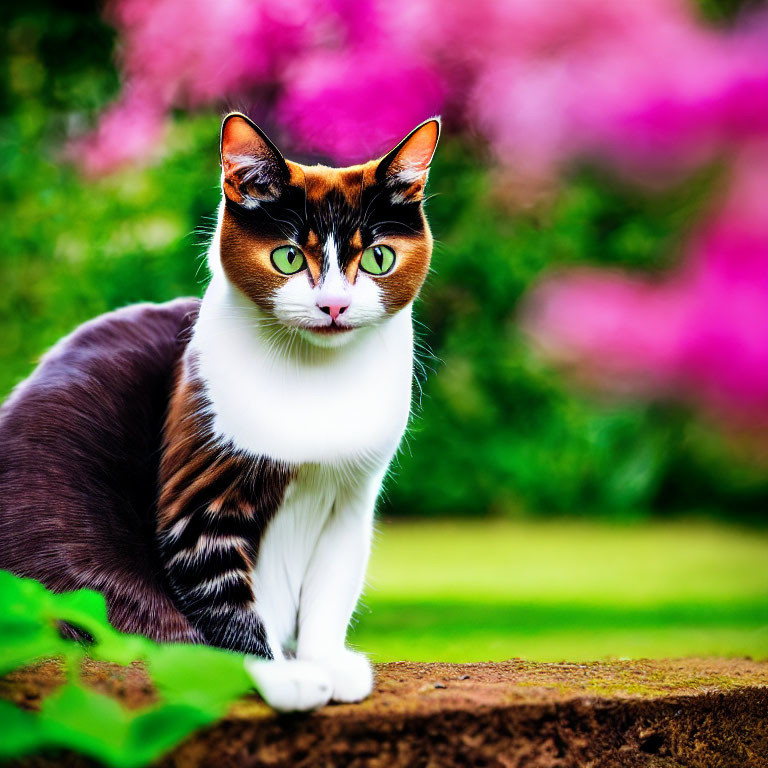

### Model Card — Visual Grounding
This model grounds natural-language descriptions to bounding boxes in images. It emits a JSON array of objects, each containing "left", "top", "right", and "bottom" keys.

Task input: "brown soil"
[{"left": 3, "top": 658, "right": 767, "bottom": 767}]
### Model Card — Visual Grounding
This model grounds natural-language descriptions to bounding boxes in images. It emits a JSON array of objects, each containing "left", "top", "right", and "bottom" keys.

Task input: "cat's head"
[{"left": 217, "top": 113, "right": 439, "bottom": 347}]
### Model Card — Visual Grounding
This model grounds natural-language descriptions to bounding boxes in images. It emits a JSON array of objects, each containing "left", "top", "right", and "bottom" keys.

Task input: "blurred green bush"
[{"left": 1, "top": 1, "right": 766, "bottom": 521}]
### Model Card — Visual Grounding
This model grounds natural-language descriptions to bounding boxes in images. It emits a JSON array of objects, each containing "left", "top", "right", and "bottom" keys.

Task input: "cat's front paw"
[
  {"left": 244, "top": 658, "right": 332, "bottom": 712},
  {"left": 314, "top": 649, "right": 374, "bottom": 703}
]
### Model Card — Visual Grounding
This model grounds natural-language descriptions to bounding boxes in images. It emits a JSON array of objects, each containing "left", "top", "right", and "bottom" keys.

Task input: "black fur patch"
[
  {"left": 226, "top": 177, "right": 425, "bottom": 272},
  {"left": 0, "top": 299, "right": 202, "bottom": 642}
]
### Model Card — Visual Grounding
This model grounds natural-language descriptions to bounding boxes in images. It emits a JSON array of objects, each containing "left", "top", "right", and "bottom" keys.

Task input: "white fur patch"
[
  {"left": 390, "top": 165, "right": 427, "bottom": 185},
  {"left": 166, "top": 534, "right": 248, "bottom": 567},
  {"left": 245, "top": 658, "right": 332, "bottom": 712},
  {"left": 164, "top": 516, "right": 190, "bottom": 542},
  {"left": 323, "top": 236, "right": 339, "bottom": 268},
  {"left": 191, "top": 273, "right": 413, "bottom": 465},
  {"left": 249, "top": 466, "right": 338, "bottom": 658},
  {"left": 189, "top": 569, "right": 245, "bottom": 597},
  {"left": 247, "top": 464, "right": 381, "bottom": 705}
]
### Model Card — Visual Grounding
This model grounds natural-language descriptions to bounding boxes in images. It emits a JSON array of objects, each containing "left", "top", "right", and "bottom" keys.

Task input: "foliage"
[
  {"left": 1, "top": 121, "right": 767, "bottom": 518},
  {"left": 0, "top": 570, "right": 253, "bottom": 766},
  {"left": 0, "top": 116, "right": 220, "bottom": 397}
]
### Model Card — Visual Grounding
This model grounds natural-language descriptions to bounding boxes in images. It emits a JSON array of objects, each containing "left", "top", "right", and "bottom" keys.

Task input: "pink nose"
[{"left": 318, "top": 301, "right": 350, "bottom": 321}]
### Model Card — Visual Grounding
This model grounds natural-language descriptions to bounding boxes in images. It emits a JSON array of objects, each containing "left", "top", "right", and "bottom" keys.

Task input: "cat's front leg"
[
  {"left": 158, "top": 508, "right": 271, "bottom": 656},
  {"left": 295, "top": 470, "right": 384, "bottom": 703}
]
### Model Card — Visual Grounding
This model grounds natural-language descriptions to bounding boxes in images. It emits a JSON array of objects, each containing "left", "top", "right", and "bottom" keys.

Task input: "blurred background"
[{"left": 1, "top": 0, "right": 766, "bottom": 662}]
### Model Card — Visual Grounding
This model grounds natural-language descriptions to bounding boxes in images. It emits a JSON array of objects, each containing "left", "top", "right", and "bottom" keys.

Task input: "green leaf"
[
  {"left": 147, "top": 644, "right": 252, "bottom": 714},
  {"left": 39, "top": 685, "right": 215, "bottom": 768},
  {"left": 127, "top": 703, "right": 213, "bottom": 762},
  {"left": 0, "top": 572, "right": 68, "bottom": 673},
  {"left": 50, "top": 588, "right": 151, "bottom": 665},
  {"left": 0, "top": 571, "right": 253, "bottom": 766},
  {"left": 0, "top": 700, "right": 47, "bottom": 758}
]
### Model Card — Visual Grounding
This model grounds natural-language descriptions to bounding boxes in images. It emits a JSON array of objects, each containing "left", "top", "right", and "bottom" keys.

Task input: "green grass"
[{"left": 349, "top": 519, "right": 768, "bottom": 662}]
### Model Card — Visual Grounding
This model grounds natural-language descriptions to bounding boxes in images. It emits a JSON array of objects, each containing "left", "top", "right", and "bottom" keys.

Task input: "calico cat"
[{"left": 0, "top": 113, "right": 439, "bottom": 711}]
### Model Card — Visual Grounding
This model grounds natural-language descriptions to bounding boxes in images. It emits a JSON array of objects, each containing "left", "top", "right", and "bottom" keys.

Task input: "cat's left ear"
[
  {"left": 376, "top": 118, "right": 441, "bottom": 202},
  {"left": 220, "top": 113, "right": 289, "bottom": 207}
]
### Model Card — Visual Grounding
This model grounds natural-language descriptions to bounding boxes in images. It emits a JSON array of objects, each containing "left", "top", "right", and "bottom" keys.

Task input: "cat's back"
[{"left": 0, "top": 298, "right": 201, "bottom": 641}]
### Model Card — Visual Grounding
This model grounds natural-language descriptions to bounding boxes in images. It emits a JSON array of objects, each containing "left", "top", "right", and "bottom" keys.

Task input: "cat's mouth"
[
  {"left": 296, "top": 322, "right": 360, "bottom": 348},
  {"left": 306, "top": 324, "right": 356, "bottom": 335}
]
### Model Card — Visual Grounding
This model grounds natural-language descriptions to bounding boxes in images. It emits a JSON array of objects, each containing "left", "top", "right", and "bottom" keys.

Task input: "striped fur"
[{"left": 157, "top": 355, "right": 290, "bottom": 654}]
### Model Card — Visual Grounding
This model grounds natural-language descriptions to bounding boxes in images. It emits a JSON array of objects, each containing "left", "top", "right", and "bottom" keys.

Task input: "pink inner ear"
[
  {"left": 221, "top": 116, "right": 268, "bottom": 167},
  {"left": 392, "top": 121, "right": 440, "bottom": 175}
]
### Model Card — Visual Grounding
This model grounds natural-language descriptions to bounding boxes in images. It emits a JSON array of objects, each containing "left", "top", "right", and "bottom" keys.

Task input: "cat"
[{"left": 0, "top": 112, "right": 440, "bottom": 711}]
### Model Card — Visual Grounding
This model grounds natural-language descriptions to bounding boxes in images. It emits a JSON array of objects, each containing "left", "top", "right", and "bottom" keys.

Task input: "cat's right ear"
[
  {"left": 220, "top": 113, "right": 289, "bottom": 207},
  {"left": 375, "top": 118, "right": 440, "bottom": 202}
]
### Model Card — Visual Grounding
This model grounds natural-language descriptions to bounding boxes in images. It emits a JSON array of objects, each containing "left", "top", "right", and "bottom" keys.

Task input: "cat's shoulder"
[
  {"left": 47, "top": 298, "right": 201, "bottom": 363},
  {"left": 2, "top": 298, "right": 201, "bottom": 414}
]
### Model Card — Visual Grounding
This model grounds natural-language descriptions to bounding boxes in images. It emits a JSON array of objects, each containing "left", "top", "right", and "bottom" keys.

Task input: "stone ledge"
[{"left": 3, "top": 658, "right": 767, "bottom": 767}]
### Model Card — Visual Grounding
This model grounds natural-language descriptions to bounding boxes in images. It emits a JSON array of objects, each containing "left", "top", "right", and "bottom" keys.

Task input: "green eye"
[
  {"left": 360, "top": 244, "right": 395, "bottom": 275},
  {"left": 271, "top": 245, "right": 306, "bottom": 275}
]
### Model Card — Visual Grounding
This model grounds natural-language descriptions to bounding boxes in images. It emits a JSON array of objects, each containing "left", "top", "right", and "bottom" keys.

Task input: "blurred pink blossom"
[
  {"left": 523, "top": 146, "right": 768, "bottom": 422},
  {"left": 79, "top": 0, "right": 768, "bottom": 177},
  {"left": 74, "top": 0, "right": 315, "bottom": 172},
  {"left": 276, "top": 49, "right": 443, "bottom": 162},
  {"left": 78, "top": 0, "right": 768, "bottom": 176},
  {"left": 68, "top": 86, "right": 165, "bottom": 175},
  {"left": 471, "top": 3, "right": 768, "bottom": 180}
]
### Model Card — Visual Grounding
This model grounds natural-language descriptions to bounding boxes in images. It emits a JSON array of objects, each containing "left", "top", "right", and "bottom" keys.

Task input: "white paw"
[
  {"left": 311, "top": 649, "right": 374, "bottom": 703},
  {"left": 244, "top": 658, "right": 332, "bottom": 712}
]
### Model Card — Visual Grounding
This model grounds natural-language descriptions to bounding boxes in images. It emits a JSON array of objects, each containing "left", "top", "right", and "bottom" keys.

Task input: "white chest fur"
[
  {"left": 190, "top": 274, "right": 414, "bottom": 467},
  {"left": 190, "top": 273, "right": 411, "bottom": 663}
]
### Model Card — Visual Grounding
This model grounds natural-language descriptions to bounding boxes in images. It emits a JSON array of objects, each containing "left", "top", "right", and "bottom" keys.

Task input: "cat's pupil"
[
  {"left": 374, "top": 246, "right": 383, "bottom": 270},
  {"left": 287, "top": 249, "right": 295, "bottom": 265}
]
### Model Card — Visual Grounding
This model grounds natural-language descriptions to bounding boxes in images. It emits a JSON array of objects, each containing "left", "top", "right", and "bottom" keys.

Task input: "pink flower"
[
  {"left": 78, "top": 0, "right": 768, "bottom": 178},
  {"left": 277, "top": 48, "right": 443, "bottom": 162},
  {"left": 523, "top": 146, "right": 768, "bottom": 421},
  {"left": 68, "top": 86, "right": 166, "bottom": 175}
]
